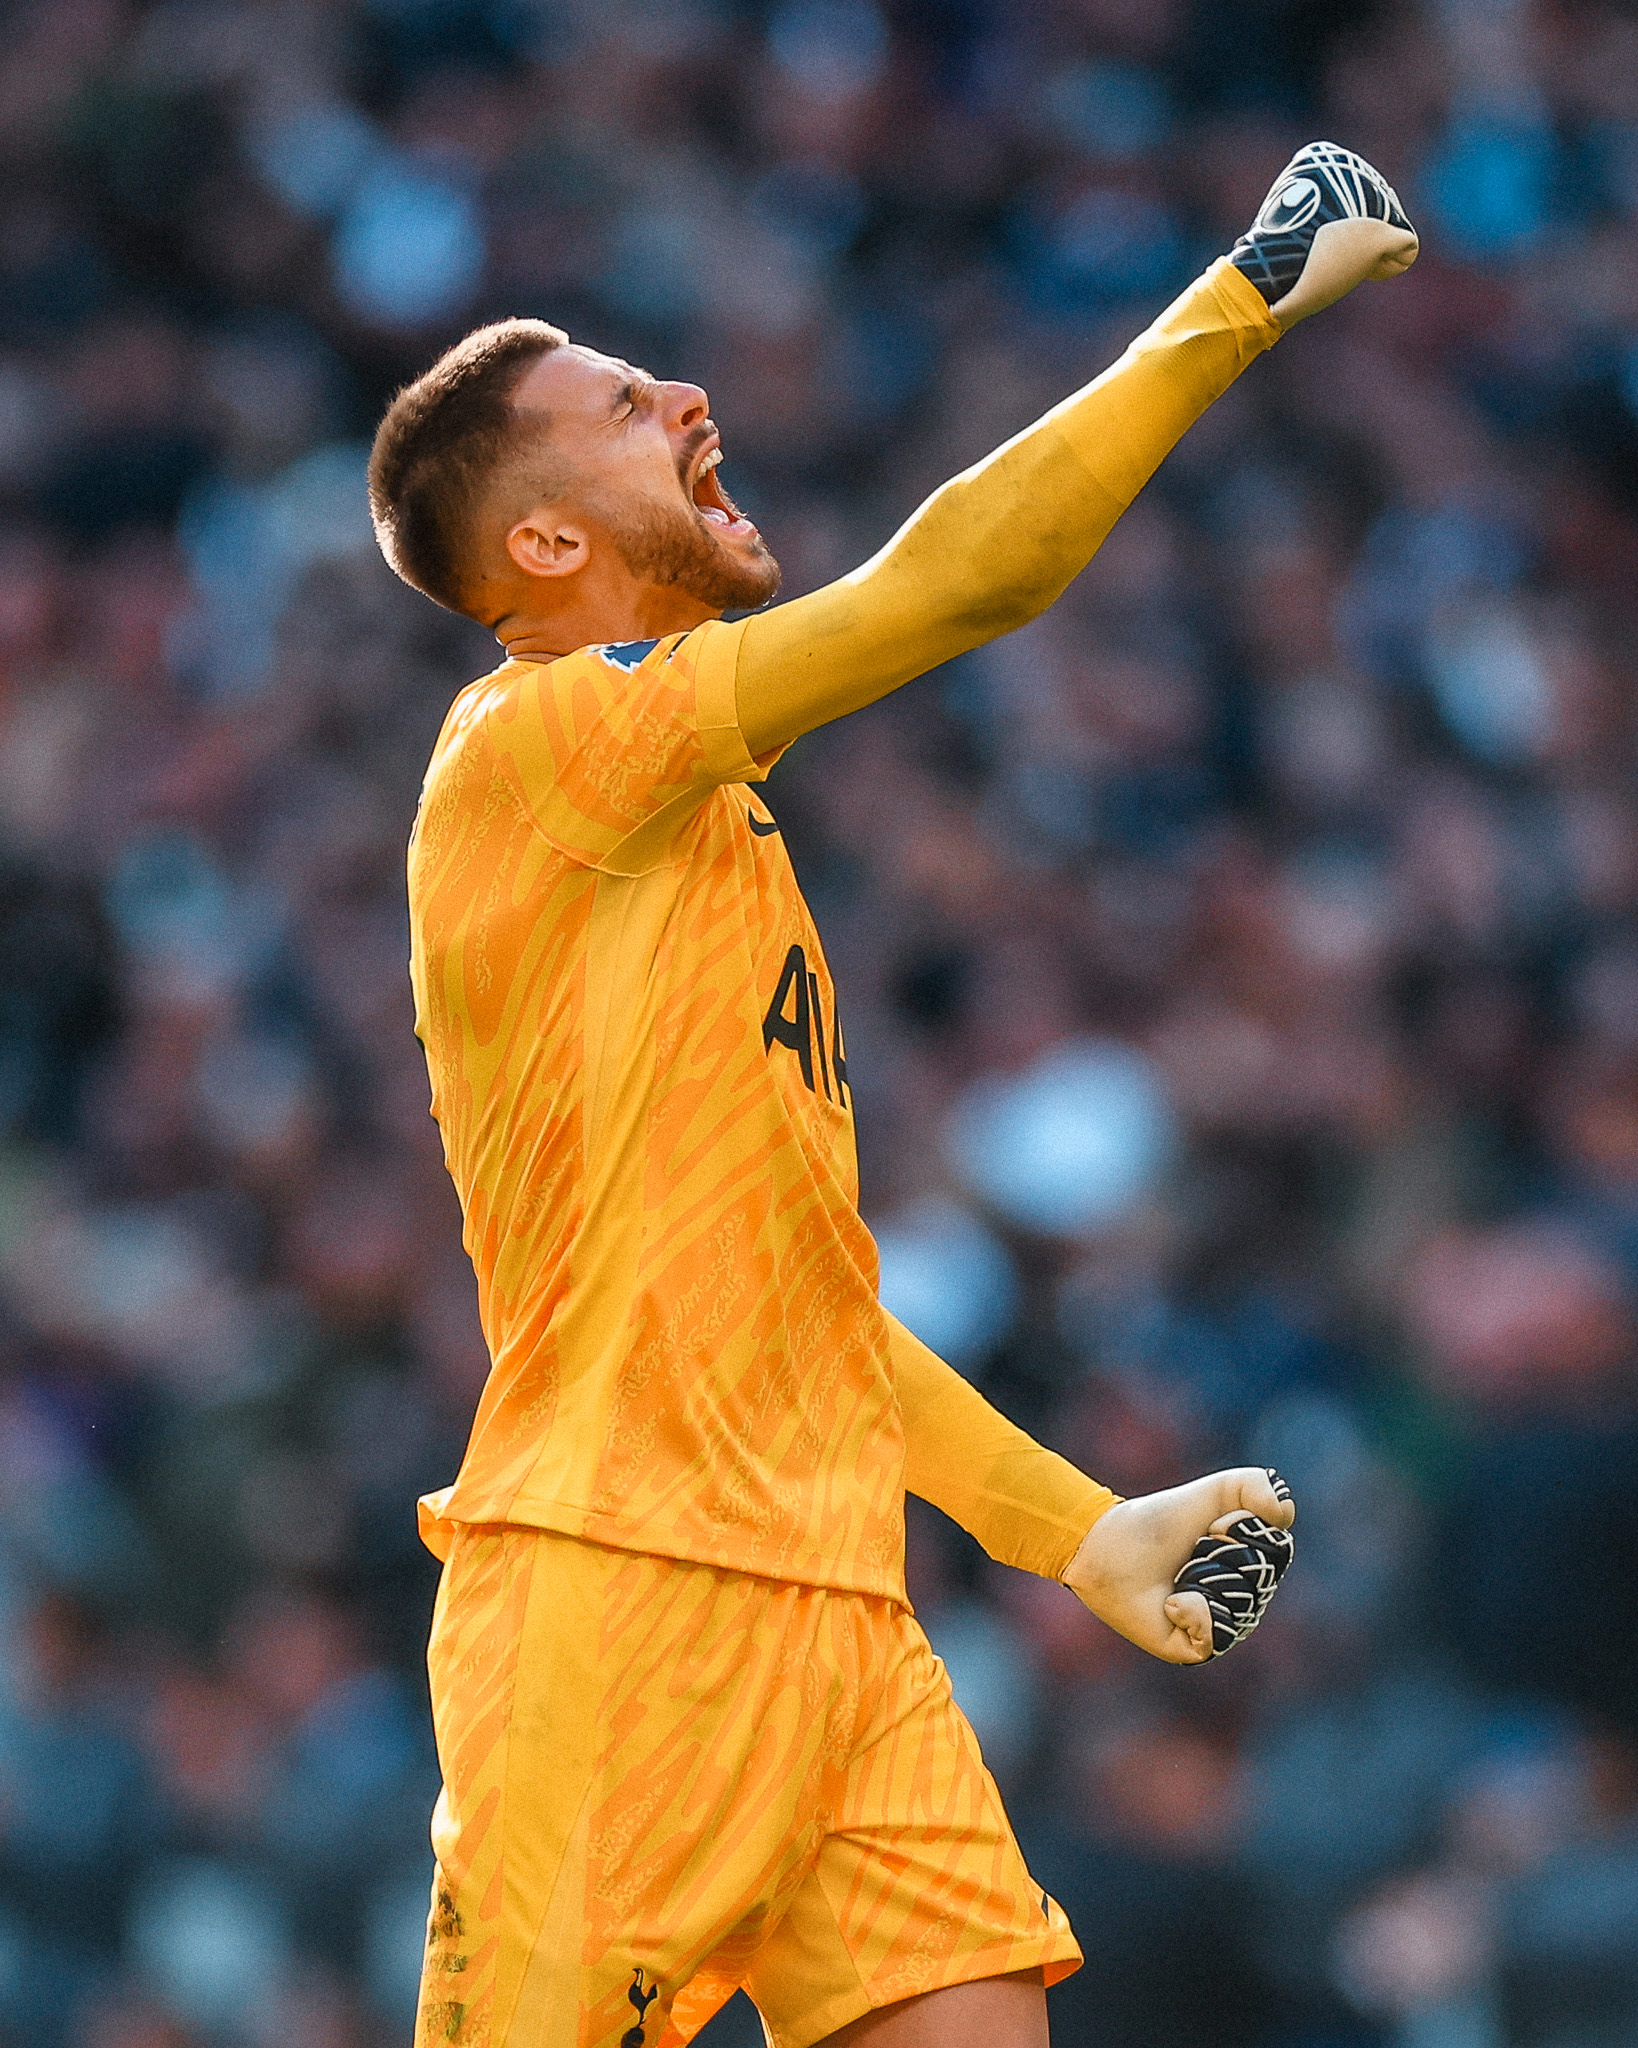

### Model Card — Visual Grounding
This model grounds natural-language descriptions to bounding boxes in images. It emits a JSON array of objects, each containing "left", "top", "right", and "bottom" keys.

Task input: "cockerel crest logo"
[{"left": 622, "top": 1969, "right": 660, "bottom": 2048}]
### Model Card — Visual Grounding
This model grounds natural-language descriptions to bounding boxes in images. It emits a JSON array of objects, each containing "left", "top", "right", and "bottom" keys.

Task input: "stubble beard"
[{"left": 603, "top": 493, "right": 782, "bottom": 613}]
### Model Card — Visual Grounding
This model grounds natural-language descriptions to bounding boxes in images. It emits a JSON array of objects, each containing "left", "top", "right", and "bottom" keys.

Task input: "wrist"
[{"left": 1060, "top": 1495, "right": 1129, "bottom": 1605}]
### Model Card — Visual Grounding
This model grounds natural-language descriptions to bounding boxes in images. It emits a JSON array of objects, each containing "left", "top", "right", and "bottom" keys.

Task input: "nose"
[{"left": 658, "top": 380, "right": 710, "bottom": 434}]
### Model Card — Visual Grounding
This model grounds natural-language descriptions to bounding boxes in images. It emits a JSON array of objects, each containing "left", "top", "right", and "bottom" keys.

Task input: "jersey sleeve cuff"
[{"left": 1203, "top": 253, "right": 1284, "bottom": 354}]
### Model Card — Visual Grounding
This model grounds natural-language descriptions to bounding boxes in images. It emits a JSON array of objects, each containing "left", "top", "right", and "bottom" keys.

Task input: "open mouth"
[{"left": 689, "top": 441, "right": 757, "bottom": 536}]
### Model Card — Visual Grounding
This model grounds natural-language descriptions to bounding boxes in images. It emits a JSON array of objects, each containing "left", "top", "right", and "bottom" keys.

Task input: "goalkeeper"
[{"left": 373, "top": 145, "right": 1414, "bottom": 2048}]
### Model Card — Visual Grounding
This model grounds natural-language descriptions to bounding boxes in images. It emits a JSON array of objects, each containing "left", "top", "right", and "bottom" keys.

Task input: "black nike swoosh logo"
[{"left": 747, "top": 810, "right": 780, "bottom": 836}]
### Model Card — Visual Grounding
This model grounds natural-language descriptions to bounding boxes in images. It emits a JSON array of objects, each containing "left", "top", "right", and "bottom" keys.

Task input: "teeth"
[{"left": 700, "top": 448, "right": 722, "bottom": 472}]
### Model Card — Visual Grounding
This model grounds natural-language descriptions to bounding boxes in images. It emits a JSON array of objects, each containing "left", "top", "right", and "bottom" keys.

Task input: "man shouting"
[{"left": 372, "top": 142, "right": 1414, "bottom": 2048}]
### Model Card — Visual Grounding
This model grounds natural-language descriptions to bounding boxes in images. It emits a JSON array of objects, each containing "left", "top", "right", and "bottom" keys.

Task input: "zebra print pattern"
[
  {"left": 1230, "top": 142, "right": 1413, "bottom": 306},
  {"left": 1173, "top": 1468, "right": 1295, "bottom": 1657}
]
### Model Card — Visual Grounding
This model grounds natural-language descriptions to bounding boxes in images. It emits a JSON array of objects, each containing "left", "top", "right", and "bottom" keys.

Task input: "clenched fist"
[{"left": 1062, "top": 1466, "right": 1296, "bottom": 1664}]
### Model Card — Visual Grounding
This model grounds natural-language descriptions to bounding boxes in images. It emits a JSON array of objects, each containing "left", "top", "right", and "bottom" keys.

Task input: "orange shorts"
[{"left": 416, "top": 1526, "right": 1081, "bottom": 2048}]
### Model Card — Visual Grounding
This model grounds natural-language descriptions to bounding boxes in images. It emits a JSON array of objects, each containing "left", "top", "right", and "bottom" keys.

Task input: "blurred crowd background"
[{"left": 1, "top": 0, "right": 1637, "bottom": 2045}]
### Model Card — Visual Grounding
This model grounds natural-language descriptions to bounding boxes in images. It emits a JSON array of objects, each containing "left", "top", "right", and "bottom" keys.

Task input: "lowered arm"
[{"left": 889, "top": 1312, "right": 1119, "bottom": 1579}]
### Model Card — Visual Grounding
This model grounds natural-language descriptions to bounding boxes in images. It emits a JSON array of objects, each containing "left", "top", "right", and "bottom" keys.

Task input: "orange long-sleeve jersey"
[{"left": 409, "top": 259, "right": 1279, "bottom": 1597}]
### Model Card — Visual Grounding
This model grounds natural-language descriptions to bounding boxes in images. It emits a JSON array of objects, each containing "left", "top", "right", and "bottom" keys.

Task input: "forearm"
[
  {"left": 891, "top": 1312, "right": 1119, "bottom": 1578},
  {"left": 736, "top": 258, "right": 1279, "bottom": 755}
]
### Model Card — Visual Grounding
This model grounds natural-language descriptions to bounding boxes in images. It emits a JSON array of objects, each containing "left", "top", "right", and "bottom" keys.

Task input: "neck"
[{"left": 495, "top": 582, "right": 722, "bottom": 663}]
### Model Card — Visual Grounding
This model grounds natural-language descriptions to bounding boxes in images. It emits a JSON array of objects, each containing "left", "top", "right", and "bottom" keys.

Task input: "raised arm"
[
  {"left": 731, "top": 140, "right": 1418, "bottom": 758},
  {"left": 732, "top": 259, "right": 1278, "bottom": 758}
]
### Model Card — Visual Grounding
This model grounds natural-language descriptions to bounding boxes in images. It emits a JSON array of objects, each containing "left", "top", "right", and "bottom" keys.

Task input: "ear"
[{"left": 505, "top": 510, "right": 589, "bottom": 581}]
